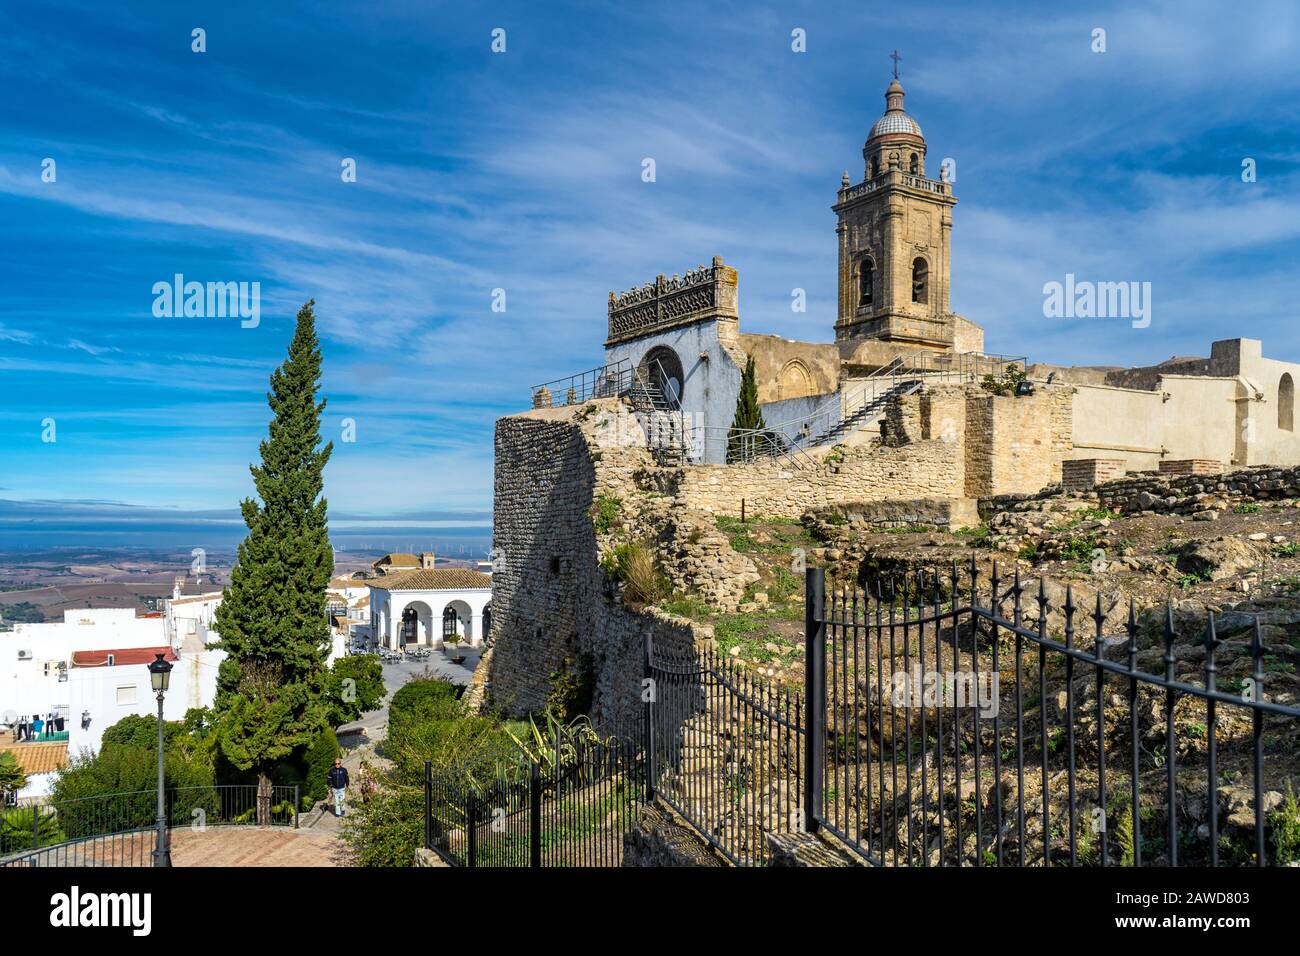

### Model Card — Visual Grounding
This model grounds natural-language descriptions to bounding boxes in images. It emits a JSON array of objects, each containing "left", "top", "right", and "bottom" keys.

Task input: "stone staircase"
[{"left": 802, "top": 378, "right": 922, "bottom": 448}]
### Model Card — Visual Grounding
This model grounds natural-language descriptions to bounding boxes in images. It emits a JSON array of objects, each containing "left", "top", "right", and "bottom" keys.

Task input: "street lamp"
[{"left": 148, "top": 652, "right": 173, "bottom": 867}]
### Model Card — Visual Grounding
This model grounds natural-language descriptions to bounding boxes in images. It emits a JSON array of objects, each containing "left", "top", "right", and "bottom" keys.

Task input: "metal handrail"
[{"left": 531, "top": 359, "right": 633, "bottom": 408}]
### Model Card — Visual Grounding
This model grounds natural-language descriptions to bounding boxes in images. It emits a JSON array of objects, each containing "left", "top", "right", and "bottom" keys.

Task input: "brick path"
[{"left": 170, "top": 826, "right": 344, "bottom": 867}]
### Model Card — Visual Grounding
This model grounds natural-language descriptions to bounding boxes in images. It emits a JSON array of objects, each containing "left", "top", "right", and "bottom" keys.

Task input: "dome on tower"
[
  {"left": 870, "top": 112, "right": 923, "bottom": 138},
  {"left": 867, "top": 78, "right": 923, "bottom": 142}
]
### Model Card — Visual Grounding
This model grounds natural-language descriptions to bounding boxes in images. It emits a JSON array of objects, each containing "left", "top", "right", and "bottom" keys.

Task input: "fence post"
[
  {"left": 643, "top": 629, "right": 656, "bottom": 802},
  {"left": 529, "top": 760, "right": 542, "bottom": 868},
  {"left": 32, "top": 804, "right": 40, "bottom": 852},
  {"left": 466, "top": 798, "right": 477, "bottom": 868},
  {"left": 804, "top": 566, "right": 826, "bottom": 834},
  {"left": 293, "top": 785, "right": 300, "bottom": 829},
  {"left": 423, "top": 760, "right": 432, "bottom": 850}
]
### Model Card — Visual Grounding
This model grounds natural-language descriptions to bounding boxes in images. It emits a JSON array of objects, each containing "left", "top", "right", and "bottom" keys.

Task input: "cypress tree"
[
  {"left": 214, "top": 300, "right": 334, "bottom": 821},
  {"left": 727, "top": 356, "right": 767, "bottom": 462}
]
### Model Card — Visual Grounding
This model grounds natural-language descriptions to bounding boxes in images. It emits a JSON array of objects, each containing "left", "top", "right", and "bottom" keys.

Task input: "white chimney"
[{"left": 173, "top": 576, "right": 183, "bottom": 600}]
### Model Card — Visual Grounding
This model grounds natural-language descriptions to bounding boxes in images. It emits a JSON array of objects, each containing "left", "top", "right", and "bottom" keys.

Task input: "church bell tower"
[{"left": 834, "top": 63, "right": 958, "bottom": 350}]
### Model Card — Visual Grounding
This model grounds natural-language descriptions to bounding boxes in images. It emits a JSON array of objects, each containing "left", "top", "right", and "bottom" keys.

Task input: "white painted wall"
[
  {"left": 369, "top": 586, "right": 492, "bottom": 649},
  {"left": 0, "top": 605, "right": 225, "bottom": 761}
]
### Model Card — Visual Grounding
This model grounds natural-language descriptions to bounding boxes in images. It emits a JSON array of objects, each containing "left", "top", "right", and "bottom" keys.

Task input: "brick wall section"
[
  {"left": 1062, "top": 458, "right": 1127, "bottom": 492},
  {"left": 1158, "top": 459, "right": 1225, "bottom": 476},
  {"left": 1095, "top": 464, "right": 1300, "bottom": 515}
]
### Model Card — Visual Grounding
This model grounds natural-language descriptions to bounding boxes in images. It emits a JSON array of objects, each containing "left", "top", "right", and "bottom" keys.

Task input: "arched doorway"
[
  {"left": 441, "top": 599, "right": 475, "bottom": 644},
  {"left": 398, "top": 601, "right": 433, "bottom": 647},
  {"left": 640, "top": 346, "right": 685, "bottom": 406},
  {"left": 482, "top": 603, "right": 492, "bottom": 639}
]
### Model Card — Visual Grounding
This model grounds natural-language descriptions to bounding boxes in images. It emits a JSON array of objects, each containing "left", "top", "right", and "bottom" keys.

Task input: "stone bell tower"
[{"left": 833, "top": 68, "right": 958, "bottom": 350}]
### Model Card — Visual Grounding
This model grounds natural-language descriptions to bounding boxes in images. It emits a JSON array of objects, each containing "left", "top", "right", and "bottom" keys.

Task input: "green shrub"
[
  {"left": 302, "top": 727, "right": 341, "bottom": 802},
  {"left": 604, "top": 540, "right": 668, "bottom": 607},
  {"left": 590, "top": 494, "right": 622, "bottom": 534},
  {"left": 325, "top": 655, "right": 386, "bottom": 727},
  {"left": 546, "top": 654, "right": 595, "bottom": 722},
  {"left": 340, "top": 783, "right": 424, "bottom": 867},
  {"left": 51, "top": 716, "right": 216, "bottom": 815},
  {"left": 0, "top": 805, "right": 65, "bottom": 853},
  {"left": 0, "top": 751, "right": 27, "bottom": 799},
  {"left": 1272, "top": 784, "right": 1300, "bottom": 865},
  {"left": 388, "top": 677, "right": 463, "bottom": 738},
  {"left": 979, "top": 364, "right": 1027, "bottom": 396}
]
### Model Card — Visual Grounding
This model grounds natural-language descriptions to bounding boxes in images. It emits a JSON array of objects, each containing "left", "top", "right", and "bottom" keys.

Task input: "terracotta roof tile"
[
  {"left": 0, "top": 741, "right": 69, "bottom": 775},
  {"left": 70, "top": 646, "right": 178, "bottom": 668},
  {"left": 366, "top": 569, "right": 491, "bottom": 591}
]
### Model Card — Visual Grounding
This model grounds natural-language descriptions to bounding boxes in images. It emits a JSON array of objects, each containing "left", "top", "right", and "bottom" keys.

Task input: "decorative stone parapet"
[{"left": 606, "top": 256, "right": 738, "bottom": 346}]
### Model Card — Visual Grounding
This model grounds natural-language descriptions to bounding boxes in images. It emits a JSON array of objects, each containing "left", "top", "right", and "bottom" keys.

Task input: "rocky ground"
[{"left": 633, "top": 487, "right": 1300, "bottom": 865}]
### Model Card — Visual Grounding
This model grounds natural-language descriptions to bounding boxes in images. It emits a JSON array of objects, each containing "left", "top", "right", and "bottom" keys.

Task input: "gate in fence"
[{"left": 640, "top": 564, "right": 1300, "bottom": 867}]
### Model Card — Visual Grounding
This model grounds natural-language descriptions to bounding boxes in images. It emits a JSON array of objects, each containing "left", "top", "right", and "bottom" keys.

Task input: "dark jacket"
[{"left": 328, "top": 766, "right": 349, "bottom": 789}]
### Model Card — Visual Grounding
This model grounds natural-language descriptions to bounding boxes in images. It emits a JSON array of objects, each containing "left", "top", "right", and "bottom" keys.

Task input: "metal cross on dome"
[{"left": 890, "top": 49, "right": 902, "bottom": 79}]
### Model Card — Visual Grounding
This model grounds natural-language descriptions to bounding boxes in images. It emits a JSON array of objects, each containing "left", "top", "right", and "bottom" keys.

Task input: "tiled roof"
[
  {"left": 366, "top": 569, "right": 491, "bottom": 592},
  {"left": 0, "top": 741, "right": 69, "bottom": 775},
  {"left": 70, "top": 646, "right": 179, "bottom": 668},
  {"left": 373, "top": 553, "right": 420, "bottom": 567}
]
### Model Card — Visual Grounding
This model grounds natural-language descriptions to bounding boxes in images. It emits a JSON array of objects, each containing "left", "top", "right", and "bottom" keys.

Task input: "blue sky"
[{"left": 2, "top": 0, "right": 1299, "bottom": 544}]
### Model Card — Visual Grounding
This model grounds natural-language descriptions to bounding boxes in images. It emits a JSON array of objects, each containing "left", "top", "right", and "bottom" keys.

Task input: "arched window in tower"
[
  {"left": 911, "top": 257, "right": 929, "bottom": 305},
  {"left": 909, "top": 153, "right": 919, "bottom": 174},
  {"left": 1280, "top": 374, "right": 1295, "bottom": 432},
  {"left": 858, "top": 258, "right": 874, "bottom": 306},
  {"left": 870, "top": 156, "right": 879, "bottom": 179}
]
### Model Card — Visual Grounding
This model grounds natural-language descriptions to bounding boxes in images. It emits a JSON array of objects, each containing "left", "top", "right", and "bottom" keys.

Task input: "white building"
[
  {"left": 0, "top": 604, "right": 226, "bottom": 799},
  {"left": 368, "top": 569, "right": 492, "bottom": 649}
]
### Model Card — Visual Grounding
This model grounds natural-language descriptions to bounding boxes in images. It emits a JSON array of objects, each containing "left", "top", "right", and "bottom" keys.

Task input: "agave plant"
[{"left": 503, "top": 710, "right": 604, "bottom": 781}]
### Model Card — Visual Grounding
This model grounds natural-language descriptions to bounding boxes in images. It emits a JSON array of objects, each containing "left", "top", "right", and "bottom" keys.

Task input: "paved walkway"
[
  {"left": 338, "top": 651, "right": 482, "bottom": 749},
  {"left": 170, "top": 826, "right": 345, "bottom": 867}
]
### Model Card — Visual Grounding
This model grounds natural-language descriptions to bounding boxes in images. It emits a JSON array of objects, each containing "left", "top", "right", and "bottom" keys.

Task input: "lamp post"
[{"left": 148, "top": 652, "right": 173, "bottom": 867}]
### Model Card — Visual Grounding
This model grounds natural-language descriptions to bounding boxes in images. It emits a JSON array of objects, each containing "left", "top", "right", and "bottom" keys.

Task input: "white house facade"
[
  {"left": 0, "top": 604, "right": 227, "bottom": 800},
  {"left": 368, "top": 568, "right": 493, "bottom": 650}
]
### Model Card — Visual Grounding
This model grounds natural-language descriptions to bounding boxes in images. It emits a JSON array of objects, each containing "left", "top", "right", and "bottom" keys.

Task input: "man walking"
[{"left": 327, "top": 757, "right": 349, "bottom": 817}]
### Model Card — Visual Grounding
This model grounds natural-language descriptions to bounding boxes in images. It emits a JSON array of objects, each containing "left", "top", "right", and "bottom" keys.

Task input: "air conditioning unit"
[{"left": 16, "top": 649, "right": 32, "bottom": 660}]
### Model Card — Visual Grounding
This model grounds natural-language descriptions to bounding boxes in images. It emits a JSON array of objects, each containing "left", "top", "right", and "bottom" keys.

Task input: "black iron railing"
[
  {"left": 0, "top": 784, "right": 301, "bottom": 867},
  {"left": 644, "top": 634, "right": 805, "bottom": 866},
  {"left": 807, "top": 563, "right": 1300, "bottom": 867},
  {"left": 635, "top": 565, "right": 1300, "bottom": 867},
  {"left": 424, "top": 736, "right": 641, "bottom": 867}
]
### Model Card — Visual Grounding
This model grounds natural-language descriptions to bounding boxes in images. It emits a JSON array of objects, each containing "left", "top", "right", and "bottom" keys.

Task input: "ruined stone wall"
[
  {"left": 965, "top": 386, "right": 1072, "bottom": 497},
  {"left": 674, "top": 438, "right": 963, "bottom": 517},
  {"left": 1095, "top": 464, "right": 1300, "bottom": 516},
  {"left": 482, "top": 400, "right": 701, "bottom": 731}
]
